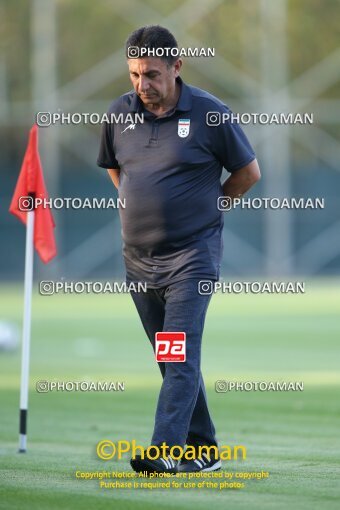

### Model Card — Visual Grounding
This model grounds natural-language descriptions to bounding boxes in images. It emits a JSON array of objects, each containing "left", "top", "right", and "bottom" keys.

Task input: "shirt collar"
[{"left": 128, "top": 76, "right": 192, "bottom": 113}]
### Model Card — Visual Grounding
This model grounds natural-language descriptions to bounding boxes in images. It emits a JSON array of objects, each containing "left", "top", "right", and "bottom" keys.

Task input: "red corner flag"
[{"left": 9, "top": 124, "right": 57, "bottom": 263}]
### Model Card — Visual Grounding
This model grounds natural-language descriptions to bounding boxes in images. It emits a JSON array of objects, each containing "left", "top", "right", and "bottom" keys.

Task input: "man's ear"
[{"left": 173, "top": 58, "right": 183, "bottom": 77}]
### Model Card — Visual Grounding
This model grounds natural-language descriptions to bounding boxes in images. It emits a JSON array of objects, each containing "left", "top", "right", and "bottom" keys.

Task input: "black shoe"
[
  {"left": 178, "top": 450, "right": 221, "bottom": 473},
  {"left": 130, "top": 454, "right": 178, "bottom": 475}
]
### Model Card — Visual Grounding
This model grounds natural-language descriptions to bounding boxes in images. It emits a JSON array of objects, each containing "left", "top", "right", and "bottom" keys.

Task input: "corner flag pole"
[
  {"left": 18, "top": 194, "right": 35, "bottom": 453},
  {"left": 9, "top": 124, "right": 57, "bottom": 452}
]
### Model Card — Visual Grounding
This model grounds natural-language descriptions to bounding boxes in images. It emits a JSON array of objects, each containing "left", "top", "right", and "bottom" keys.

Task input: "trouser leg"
[
  {"left": 130, "top": 288, "right": 166, "bottom": 377},
  {"left": 186, "top": 373, "right": 218, "bottom": 448},
  {"left": 131, "top": 280, "right": 218, "bottom": 449},
  {"left": 150, "top": 279, "right": 216, "bottom": 448}
]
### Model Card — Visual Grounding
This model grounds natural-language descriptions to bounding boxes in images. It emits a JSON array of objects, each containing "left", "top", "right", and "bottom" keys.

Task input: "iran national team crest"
[{"left": 178, "top": 118, "right": 190, "bottom": 138}]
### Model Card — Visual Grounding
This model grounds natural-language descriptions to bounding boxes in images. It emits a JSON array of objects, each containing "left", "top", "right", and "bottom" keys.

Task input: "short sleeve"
[
  {"left": 212, "top": 107, "right": 255, "bottom": 173},
  {"left": 97, "top": 121, "right": 120, "bottom": 169}
]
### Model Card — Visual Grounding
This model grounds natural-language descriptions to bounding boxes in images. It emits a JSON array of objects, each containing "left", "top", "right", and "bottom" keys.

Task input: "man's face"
[{"left": 127, "top": 57, "right": 181, "bottom": 106}]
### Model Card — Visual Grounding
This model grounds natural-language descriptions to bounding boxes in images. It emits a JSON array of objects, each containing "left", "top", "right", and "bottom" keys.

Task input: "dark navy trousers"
[{"left": 130, "top": 278, "right": 218, "bottom": 449}]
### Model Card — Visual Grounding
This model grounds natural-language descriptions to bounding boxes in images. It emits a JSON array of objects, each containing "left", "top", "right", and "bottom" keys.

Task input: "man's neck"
[{"left": 143, "top": 81, "right": 181, "bottom": 117}]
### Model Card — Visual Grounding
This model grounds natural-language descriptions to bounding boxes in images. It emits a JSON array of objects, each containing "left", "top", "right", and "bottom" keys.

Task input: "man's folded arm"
[
  {"left": 107, "top": 168, "right": 120, "bottom": 189},
  {"left": 222, "top": 158, "right": 261, "bottom": 201}
]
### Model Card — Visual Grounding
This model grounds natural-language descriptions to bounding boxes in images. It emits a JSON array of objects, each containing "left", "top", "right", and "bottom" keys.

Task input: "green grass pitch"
[{"left": 0, "top": 281, "right": 340, "bottom": 510}]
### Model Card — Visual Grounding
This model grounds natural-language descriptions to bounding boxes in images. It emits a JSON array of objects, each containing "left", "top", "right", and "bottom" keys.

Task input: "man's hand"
[
  {"left": 107, "top": 168, "right": 120, "bottom": 189},
  {"left": 222, "top": 159, "right": 261, "bottom": 202}
]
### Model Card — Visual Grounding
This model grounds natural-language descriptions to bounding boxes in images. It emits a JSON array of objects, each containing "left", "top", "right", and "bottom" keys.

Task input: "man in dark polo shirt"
[{"left": 97, "top": 25, "right": 261, "bottom": 474}]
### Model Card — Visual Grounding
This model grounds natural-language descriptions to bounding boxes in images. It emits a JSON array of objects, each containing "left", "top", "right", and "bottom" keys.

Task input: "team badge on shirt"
[{"left": 178, "top": 119, "right": 190, "bottom": 138}]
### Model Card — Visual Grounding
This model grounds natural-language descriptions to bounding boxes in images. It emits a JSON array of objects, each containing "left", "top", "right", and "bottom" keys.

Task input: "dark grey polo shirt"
[{"left": 97, "top": 77, "right": 255, "bottom": 288}]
